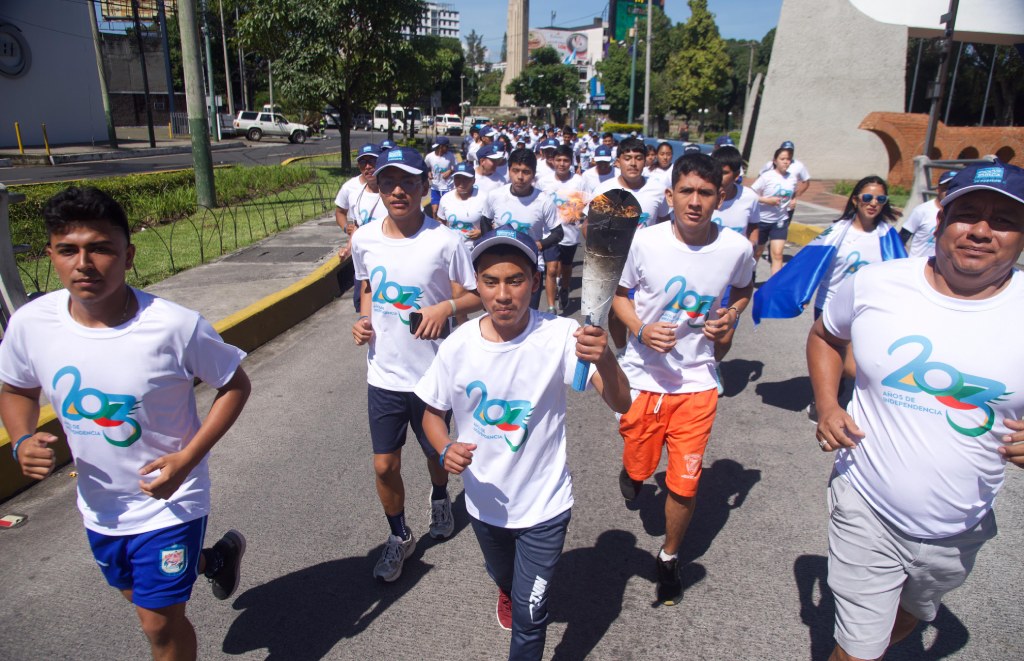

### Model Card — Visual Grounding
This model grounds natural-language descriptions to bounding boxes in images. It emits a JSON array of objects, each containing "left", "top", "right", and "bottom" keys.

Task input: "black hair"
[
  {"left": 43, "top": 186, "right": 131, "bottom": 242},
  {"left": 645, "top": 145, "right": 657, "bottom": 155},
  {"left": 671, "top": 153, "right": 723, "bottom": 189},
  {"left": 772, "top": 147, "right": 794, "bottom": 167},
  {"left": 712, "top": 145, "right": 743, "bottom": 174},
  {"left": 602, "top": 132, "right": 614, "bottom": 140},
  {"left": 618, "top": 137, "right": 646, "bottom": 157},
  {"left": 838, "top": 175, "right": 897, "bottom": 223},
  {"left": 553, "top": 144, "right": 574, "bottom": 160},
  {"left": 473, "top": 243, "right": 537, "bottom": 273},
  {"left": 507, "top": 148, "right": 537, "bottom": 173},
  {"left": 656, "top": 141, "right": 674, "bottom": 154}
]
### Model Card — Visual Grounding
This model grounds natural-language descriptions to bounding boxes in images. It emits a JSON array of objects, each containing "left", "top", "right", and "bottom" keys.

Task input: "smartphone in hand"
[{"left": 408, "top": 311, "right": 451, "bottom": 339}]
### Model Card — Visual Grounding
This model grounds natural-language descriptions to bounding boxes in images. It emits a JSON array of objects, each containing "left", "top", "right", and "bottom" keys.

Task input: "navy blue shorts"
[
  {"left": 87, "top": 516, "right": 207, "bottom": 610},
  {"left": 545, "top": 244, "right": 576, "bottom": 267},
  {"left": 430, "top": 189, "right": 443, "bottom": 206},
  {"left": 758, "top": 219, "right": 790, "bottom": 244},
  {"left": 368, "top": 385, "right": 449, "bottom": 457}
]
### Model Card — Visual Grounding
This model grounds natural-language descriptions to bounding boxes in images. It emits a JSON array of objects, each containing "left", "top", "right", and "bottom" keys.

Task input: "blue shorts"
[
  {"left": 87, "top": 516, "right": 207, "bottom": 610},
  {"left": 368, "top": 385, "right": 449, "bottom": 457},
  {"left": 430, "top": 189, "right": 443, "bottom": 206}
]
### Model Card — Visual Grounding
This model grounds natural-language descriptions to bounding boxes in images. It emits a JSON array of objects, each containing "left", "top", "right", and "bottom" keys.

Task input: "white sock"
[{"left": 659, "top": 548, "right": 678, "bottom": 562}]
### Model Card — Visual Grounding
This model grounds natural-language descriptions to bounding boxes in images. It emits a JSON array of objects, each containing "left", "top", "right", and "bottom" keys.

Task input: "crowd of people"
[{"left": 2, "top": 117, "right": 1023, "bottom": 661}]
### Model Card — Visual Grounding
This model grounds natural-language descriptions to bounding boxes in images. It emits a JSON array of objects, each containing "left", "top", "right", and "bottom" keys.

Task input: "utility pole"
[
  {"left": 642, "top": 0, "right": 653, "bottom": 136},
  {"left": 158, "top": 0, "right": 175, "bottom": 118},
  {"left": 923, "top": 0, "right": 959, "bottom": 160},
  {"left": 236, "top": 7, "right": 248, "bottom": 109},
  {"left": 268, "top": 60, "right": 274, "bottom": 109},
  {"left": 219, "top": 0, "right": 234, "bottom": 116},
  {"left": 178, "top": 0, "right": 216, "bottom": 207},
  {"left": 88, "top": 0, "right": 118, "bottom": 148},
  {"left": 627, "top": 26, "right": 638, "bottom": 124},
  {"left": 200, "top": 0, "right": 218, "bottom": 140},
  {"left": 943, "top": 41, "right": 964, "bottom": 125},
  {"left": 130, "top": 0, "right": 156, "bottom": 147}
]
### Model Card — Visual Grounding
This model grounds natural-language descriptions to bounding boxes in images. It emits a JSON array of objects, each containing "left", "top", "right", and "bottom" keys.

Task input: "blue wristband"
[
  {"left": 439, "top": 442, "right": 455, "bottom": 468},
  {"left": 11, "top": 434, "right": 33, "bottom": 461}
]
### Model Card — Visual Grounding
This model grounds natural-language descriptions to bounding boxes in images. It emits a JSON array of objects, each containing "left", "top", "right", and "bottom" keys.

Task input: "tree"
[
  {"left": 392, "top": 35, "right": 466, "bottom": 135},
  {"left": 234, "top": 0, "right": 426, "bottom": 168},
  {"left": 465, "top": 30, "right": 486, "bottom": 70},
  {"left": 664, "top": 0, "right": 730, "bottom": 119},
  {"left": 506, "top": 46, "right": 583, "bottom": 118},
  {"left": 595, "top": 6, "right": 675, "bottom": 124},
  {"left": 477, "top": 69, "right": 504, "bottom": 106},
  {"left": 500, "top": 32, "right": 507, "bottom": 62}
]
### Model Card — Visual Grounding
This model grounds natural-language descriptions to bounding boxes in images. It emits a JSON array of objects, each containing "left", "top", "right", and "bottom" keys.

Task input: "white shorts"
[{"left": 826, "top": 473, "right": 997, "bottom": 660}]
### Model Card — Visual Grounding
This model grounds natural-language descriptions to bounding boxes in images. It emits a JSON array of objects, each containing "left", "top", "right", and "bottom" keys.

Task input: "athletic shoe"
[
  {"left": 547, "top": 305, "right": 557, "bottom": 314},
  {"left": 714, "top": 363, "right": 725, "bottom": 396},
  {"left": 807, "top": 400, "right": 818, "bottom": 423},
  {"left": 373, "top": 532, "right": 416, "bottom": 582},
  {"left": 496, "top": 588, "right": 513, "bottom": 630},
  {"left": 618, "top": 467, "right": 642, "bottom": 501},
  {"left": 656, "top": 553, "right": 682, "bottom": 606},
  {"left": 429, "top": 497, "right": 454, "bottom": 539},
  {"left": 558, "top": 288, "right": 570, "bottom": 313},
  {"left": 207, "top": 530, "right": 246, "bottom": 600}
]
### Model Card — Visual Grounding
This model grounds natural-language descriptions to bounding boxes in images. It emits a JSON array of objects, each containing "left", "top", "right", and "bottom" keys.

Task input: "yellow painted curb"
[
  {"left": 787, "top": 222, "right": 825, "bottom": 247},
  {"left": 1, "top": 256, "right": 349, "bottom": 502}
]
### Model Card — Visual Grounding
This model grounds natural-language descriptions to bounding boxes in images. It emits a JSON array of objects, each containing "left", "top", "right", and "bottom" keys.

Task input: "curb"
[
  {"left": 787, "top": 222, "right": 824, "bottom": 246},
  {"left": 0, "top": 255, "right": 352, "bottom": 502},
  {"left": 0, "top": 142, "right": 239, "bottom": 167}
]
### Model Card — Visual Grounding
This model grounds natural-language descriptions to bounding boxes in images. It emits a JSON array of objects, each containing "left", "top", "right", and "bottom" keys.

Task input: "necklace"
[{"left": 69, "top": 286, "right": 134, "bottom": 327}]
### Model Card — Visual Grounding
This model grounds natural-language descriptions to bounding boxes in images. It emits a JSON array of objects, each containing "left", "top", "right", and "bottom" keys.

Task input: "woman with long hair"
[{"left": 750, "top": 146, "right": 797, "bottom": 276}]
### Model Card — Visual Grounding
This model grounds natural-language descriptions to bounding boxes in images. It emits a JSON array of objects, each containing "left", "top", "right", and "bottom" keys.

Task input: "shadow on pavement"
[
  {"left": 756, "top": 375, "right": 813, "bottom": 412},
  {"left": 719, "top": 358, "right": 764, "bottom": 398},
  {"left": 222, "top": 492, "right": 469, "bottom": 660},
  {"left": 794, "top": 554, "right": 970, "bottom": 660}
]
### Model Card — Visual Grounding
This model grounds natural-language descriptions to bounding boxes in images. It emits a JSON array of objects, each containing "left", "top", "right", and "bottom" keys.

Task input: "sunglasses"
[{"left": 859, "top": 194, "right": 889, "bottom": 205}]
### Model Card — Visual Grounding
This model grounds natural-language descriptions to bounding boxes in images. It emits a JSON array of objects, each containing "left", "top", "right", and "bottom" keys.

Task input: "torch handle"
[{"left": 571, "top": 315, "right": 593, "bottom": 392}]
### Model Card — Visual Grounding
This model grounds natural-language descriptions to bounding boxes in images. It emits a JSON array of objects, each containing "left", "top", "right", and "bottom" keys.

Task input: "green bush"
[
  {"left": 832, "top": 180, "right": 910, "bottom": 210},
  {"left": 705, "top": 131, "right": 742, "bottom": 146},
  {"left": 602, "top": 122, "right": 643, "bottom": 135}
]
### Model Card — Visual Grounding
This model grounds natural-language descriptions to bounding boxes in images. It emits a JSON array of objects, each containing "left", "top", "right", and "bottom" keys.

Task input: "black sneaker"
[
  {"left": 656, "top": 553, "right": 682, "bottom": 606},
  {"left": 558, "top": 288, "right": 570, "bottom": 313},
  {"left": 619, "top": 467, "right": 642, "bottom": 501},
  {"left": 207, "top": 530, "right": 246, "bottom": 600}
]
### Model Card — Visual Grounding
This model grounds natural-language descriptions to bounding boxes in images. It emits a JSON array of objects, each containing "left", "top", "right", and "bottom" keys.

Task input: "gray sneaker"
[
  {"left": 373, "top": 532, "right": 416, "bottom": 582},
  {"left": 714, "top": 364, "right": 725, "bottom": 396},
  {"left": 429, "top": 497, "right": 455, "bottom": 539}
]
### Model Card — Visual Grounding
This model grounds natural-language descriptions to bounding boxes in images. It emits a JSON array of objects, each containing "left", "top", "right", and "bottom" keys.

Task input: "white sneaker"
[
  {"left": 429, "top": 497, "right": 454, "bottom": 539},
  {"left": 373, "top": 532, "right": 416, "bottom": 582},
  {"left": 807, "top": 400, "right": 819, "bottom": 423}
]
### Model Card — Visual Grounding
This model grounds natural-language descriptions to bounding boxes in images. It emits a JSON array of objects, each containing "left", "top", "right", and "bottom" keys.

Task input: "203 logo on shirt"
[
  {"left": 661, "top": 276, "right": 716, "bottom": 327},
  {"left": 369, "top": 266, "right": 423, "bottom": 324},
  {"left": 53, "top": 366, "right": 142, "bottom": 447},
  {"left": 466, "top": 381, "right": 533, "bottom": 452}
]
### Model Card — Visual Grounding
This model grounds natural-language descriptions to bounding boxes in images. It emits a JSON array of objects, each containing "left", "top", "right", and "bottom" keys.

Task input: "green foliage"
[
  {"left": 506, "top": 46, "right": 583, "bottom": 109},
  {"left": 602, "top": 122, "right": 643, "bottom": 134},
  {"left": 833, "top": 181, "right": 909, "bottom": 209},
  {"left": 476, "top": 70, "right": 504, "bottom": 106},
  {"left": 664, "top": 0, "right": 731, "bottom": 116},
  {"left": 596, "top": 7, "right": 675, "bottom": 124}
]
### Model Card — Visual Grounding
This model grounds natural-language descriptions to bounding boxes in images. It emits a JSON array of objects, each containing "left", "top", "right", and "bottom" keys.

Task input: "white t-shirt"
[
  {"left": 538, "top": 173, "right": 587, "bottom": 247},
  {"left": 901, "top": 200, "right": 940, "bottom": 258},
  {"left": 760, "top": 158, "right": 810, "bottom": 182},
  {"left": 482, "top": 184, "right": 559, "bottom": 244},
  {"left": 425, "top": 152, "right": 457, "bottom": 193},
  {"left": 749, "top": 170, "right": 797, "bottom": 226},
  {"left": 643, "top": 167, "right": 672, "bottom": 193},
  {"left": 535, "top": 159, "right": 555, "bottom": 182},
  {"left": 582, "top": 167, "right": 617, "bottom": 195},
  {"left": 0, "top": 289, "right": 245, "bottom": 536},
  {"left": 823, "top": 258, "right": 1024, "bottom": 539},
  {"left": 341, "top": 183, "right": 387, "bottom": 227},
  {"left": 334, "top": 177, "right": 364, "bottom": 210},
  {"left": 415, "top": 311, "right": 590, "bottom": 528},
  {"left": 351, "top": 217, "right": 476, "bottom": 391},
  {"left": 713, "top": 184, "right": 760, "bottom": 235},
  {"left": 589, "top": 175, "right": 670, "bottom": 229},
  {"left": 618, "top": 223, "right": 755, "bottom": 394},
  {"left": 467, "top": 141, "right": 482, "bottom": 164},
  {"left": 813, "top": 222, "right": 892, "bottom": 310},
  {"left": 474, "top": 170, "right": 507, "bottom": 196},
  {"left": 437, "top": 188, "right": 487, "bottom": 251}
]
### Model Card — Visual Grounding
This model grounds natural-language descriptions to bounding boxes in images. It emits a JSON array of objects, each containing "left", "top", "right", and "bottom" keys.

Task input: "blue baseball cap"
[
  {"left": 715, "top": 135, "right": 734, "bottom": 147},
  {"left": 683, "top": 143, "right": 703, "bottom": 155},
  {"left": 941, "top": 160, "right": 1024, "bottom": 208},
  {"left": 593, "top": 145, "right": 613, "bottom": 162},
  {"left": 431, "top": 136, "right": 450, "bottom": 149},
  {"left": 480, "top": 126, "right": 498, "bottom": 139},
  {"left": 453, "top": 161, "right": 476, "bottom": 178},
  {"left": 356, "top": 143, "right": 379, "bottom": 161},
  {"left": 379, "top": 139, "right": 398, "bottom": 151},
  {"left": 937, "top": 170, "right": 957, "bottom": 187},
  {"left": 470, "top": 225, "right": 539, "bottom": 267},
  {"left": 539, "top": 138, "right": 559, "bottom": 151},
  {"left": 373, "top": 147, "right": 427, "bottom": 176},
  {"left": 477, "top": 144, "right": 506, "bottom": 160},
  {"left": 780, "top": 140, "right": 795, "bottom": 150}
]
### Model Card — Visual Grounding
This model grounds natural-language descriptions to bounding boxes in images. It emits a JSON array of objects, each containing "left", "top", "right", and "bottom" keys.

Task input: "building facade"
[{"left": 404, "top": 3, "right": 460, "bottom": 39}]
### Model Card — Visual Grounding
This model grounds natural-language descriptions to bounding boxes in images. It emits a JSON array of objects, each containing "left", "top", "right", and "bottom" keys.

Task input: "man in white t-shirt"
[
  {"left": 582, "top": 145, "right": 617, "bottom": 193},
  {"left": 612, "top": 153, "right": 755, "bottom": 606},
  {"left": 350, "top": 147, "right": 482, "bottom": 583},
  {"left": 538, "top": 144, "right": 587, "bottom": 314},
  {"left": 807, "top": 160, "right": 1024, "bottom": 661},
  {"left": 425, "top": 136, "right": 457, "bottom": 219},
  {"left": 474, "top": 144, "right": 508, "bottom": 196},
  {"left": 416, "top": 227, "right": 630, "bottom": 658},
  {"left": 481, "top": 148, "right": 562, "bottom": 310},
  {"left": 899, "top": 170, "right": 954, "bottom": 258},
  {"left": 0, "top": 187, "right": 251, "bottom": 660}
]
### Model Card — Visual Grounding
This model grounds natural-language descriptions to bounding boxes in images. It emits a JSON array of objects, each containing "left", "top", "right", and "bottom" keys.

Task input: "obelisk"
[{"left": 500, "top": 0, "right": 529, "bottom": 108}]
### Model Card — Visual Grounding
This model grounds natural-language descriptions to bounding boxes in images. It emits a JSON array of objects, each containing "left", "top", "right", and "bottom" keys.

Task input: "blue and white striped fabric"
[{"left": 751, "top": 219, "right": 907, "bottom": 325}]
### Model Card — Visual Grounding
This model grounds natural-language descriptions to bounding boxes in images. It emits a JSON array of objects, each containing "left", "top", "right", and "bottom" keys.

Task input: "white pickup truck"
[
  {"left": 433, "top": 114, "right": 463, "bottom": 136},
  {"left": 233, "top": 110, "right": 310, "bottom": 143}
]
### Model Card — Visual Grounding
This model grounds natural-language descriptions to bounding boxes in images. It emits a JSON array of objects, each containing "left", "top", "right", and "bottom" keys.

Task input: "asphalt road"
[{"left": 0, "top": 255, "right": 1021, "bottom": 660}]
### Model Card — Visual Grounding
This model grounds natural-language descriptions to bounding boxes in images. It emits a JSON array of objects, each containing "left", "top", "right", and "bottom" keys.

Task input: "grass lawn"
[{"left": 831, "top": 180, "right": 910, "bottom": 210}]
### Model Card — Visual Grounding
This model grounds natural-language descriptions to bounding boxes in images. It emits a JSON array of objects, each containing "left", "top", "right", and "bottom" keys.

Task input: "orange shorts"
[{"left": 618, "top": 389, "right": 718, "bottom": 498}]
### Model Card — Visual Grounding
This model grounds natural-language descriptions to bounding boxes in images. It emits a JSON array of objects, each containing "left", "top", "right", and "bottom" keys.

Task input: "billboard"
[
  {"left": 527, "top": 26, "right": 604, "bottom": 66},
  {"left": 609, "top": 0, "right": 665, "bottom": 43},
  {"left": 100, "top": 1, "right": 176, "bottom": 22}
]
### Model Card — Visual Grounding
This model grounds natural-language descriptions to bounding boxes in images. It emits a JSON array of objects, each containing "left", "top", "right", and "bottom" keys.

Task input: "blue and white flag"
[{"left": 751, "top": 219, "right": 906, "bottom": 325}]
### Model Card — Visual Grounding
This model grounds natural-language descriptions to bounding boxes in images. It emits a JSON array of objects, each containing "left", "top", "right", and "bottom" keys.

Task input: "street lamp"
[{"left": 460, "top": 74, "right": 466, "bottom": 119}]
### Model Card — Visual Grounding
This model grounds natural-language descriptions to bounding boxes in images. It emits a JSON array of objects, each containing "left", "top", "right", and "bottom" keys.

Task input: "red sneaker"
[{"left": 496, "top": 588, "right": 513, "bottom": 631}]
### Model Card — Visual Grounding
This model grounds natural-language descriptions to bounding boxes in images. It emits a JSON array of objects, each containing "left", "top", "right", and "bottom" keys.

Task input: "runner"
[
  {"left": 415, "top": 226, "right": 631, "bottom": 660},
  {"left": 475, "top": 144, "right": 510, "bottom": 196},
  {"left": 807, "top": 160, "right": 1024, "bottom": 661},
  {"left": 350, "top": 147, "right": 482, "bottom": 582},
  {"left": 425, "top": 136, "right": 457, "bottom": 219},
  {"left": 537, "top": 144, "right": 586, "bottom": 315},
  {"left": 480, "top": 148, "right": 562, "bottom": 311},
  {"left": 438, "top": 161, "right": 487, "bottom": 325},
  {"left": 900, "top": 170, "right": 955, "bottom": 258},
  {"left": 582, "top": 145, "right": 617, "bottom": 194},
  {"left": 750, "top": 145, "right": 797, "bottom": 276},
  {"left": 612, "top": 153, "right": 755, "bottom": 606},
  {"left": 534, "top": 138, "right": 559, "bottom": 184},
  {"left": 0, "top": 186, "right": 251, "bottom": 661},
  {"left": 758, "top": 139, "right": 811, "bottom": 223}
]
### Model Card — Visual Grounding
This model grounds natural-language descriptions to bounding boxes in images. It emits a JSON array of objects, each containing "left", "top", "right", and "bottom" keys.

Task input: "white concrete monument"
[{"left": 500, "top": 0, "right": 529, "bottom": 108}]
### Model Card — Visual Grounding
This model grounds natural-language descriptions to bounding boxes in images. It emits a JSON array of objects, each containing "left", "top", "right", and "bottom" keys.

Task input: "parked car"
[
  {"left": 434, "top": 114, "right": 463, "bottom": 136},
  {"left": 462, "top": 115, "right": 492, "bottom": 133},
  {"left": 233, "top": 110, "right": 309, "bottom": 143}
]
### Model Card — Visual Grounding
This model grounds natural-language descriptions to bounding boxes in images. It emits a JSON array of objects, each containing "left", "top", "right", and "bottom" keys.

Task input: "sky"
[{"left": 451, "top": 0, "right": 784, "bottom": 59}]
